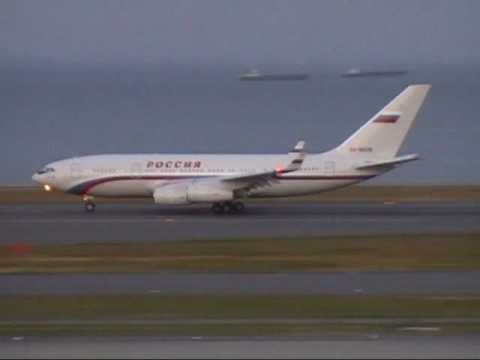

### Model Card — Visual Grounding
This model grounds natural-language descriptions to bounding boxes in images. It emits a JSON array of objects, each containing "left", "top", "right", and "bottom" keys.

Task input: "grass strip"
[
  {"left": 2, "top": 294, "right": 480, "bottom": 321},
  {"left": 2, "top": 185, "right": 480, "bottom": 203},
  {"left": 2, "top": 233, "right": 480, "bottom": 273},
  {"left": 3, "top": 323, "right": 480, "bottom": 337}
]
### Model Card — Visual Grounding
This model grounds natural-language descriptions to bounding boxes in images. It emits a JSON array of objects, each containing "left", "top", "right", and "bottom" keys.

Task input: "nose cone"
[{"left": 32, "top": 173, "right": 40, "bottom": 183}]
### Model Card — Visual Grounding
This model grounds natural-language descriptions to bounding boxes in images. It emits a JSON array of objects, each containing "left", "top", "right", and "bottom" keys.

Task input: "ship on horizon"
[
  {"left": 341, "top": 68, "right": 408, "bottom": 78},
  {"left": 239, "top": 69, "right": 310, "bottom": 81}
]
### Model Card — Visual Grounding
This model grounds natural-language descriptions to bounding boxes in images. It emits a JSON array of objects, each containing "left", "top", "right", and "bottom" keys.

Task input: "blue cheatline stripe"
[
  {"left": 67, "top": 175, "right": 201, "bottom": 195},
  {"left": 274, "top": 174, "right": 375, "bottom": 180},
  {"left": 67, "top": 174, "right": 376, "bottom": 195}
]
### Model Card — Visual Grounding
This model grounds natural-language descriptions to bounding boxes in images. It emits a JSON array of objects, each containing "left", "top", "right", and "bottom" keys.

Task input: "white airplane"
[{"left": 32, "top": 84, "right": 430, "bottom": 214}]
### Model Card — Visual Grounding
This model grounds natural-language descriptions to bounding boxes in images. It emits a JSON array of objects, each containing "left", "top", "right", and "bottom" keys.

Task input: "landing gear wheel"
[
  {"left": 225, "top": 201, "right": 245, "bottom": 214},
  {"left": 232, "top": 201, "right": 245, "bottom": 213},
  {"left": 84, "top": 201, "right": 96, "bottom": 213},
  {"left": 211, "top": 203, "right": 225, "bottom": 215}
]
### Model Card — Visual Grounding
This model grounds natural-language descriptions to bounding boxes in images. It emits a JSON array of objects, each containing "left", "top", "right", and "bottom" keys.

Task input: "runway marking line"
[{"left": 399, "top": 326, "right": 441, "bottom": 332}]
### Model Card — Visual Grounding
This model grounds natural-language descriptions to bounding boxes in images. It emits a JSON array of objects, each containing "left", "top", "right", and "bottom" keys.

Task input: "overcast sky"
[
  {"left": 1, "top": 1, "right": 479, "bottom": 185},
  {"left": 1, "top": 0, "right": 479, "bottom": 69}
]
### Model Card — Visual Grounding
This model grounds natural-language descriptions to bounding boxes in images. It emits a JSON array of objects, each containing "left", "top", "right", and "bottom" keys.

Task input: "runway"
[
  {"left": 3, "top": 271, "right": 480, "bottom": 296},
  {"left": 1, "top": 201, "right": 479, "bottom": 244},
  {"left": 2, "top": 201, "right": 480, "bottom": 358},
  {"left": 3, "top": 335, "right": 480, "bottom": 359}
]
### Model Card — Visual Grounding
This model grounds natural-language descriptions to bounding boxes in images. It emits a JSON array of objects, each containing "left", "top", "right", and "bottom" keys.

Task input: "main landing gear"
[
  {"left": 83, "top": 195, "right": 96, "bottom": 213},
  {"left": 211, "top": 201, "right": 245, "bottom": 215}
]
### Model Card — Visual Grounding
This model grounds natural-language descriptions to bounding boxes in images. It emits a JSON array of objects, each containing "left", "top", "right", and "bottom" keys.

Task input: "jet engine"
[
  {"left": 153, "top": 183, "right": 189, "bottom": 204},
  {"left": 153, "top": 181, "right": 233, "bottom": 205}
]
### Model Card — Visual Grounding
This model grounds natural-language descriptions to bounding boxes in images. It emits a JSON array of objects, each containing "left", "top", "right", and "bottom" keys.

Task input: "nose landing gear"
[
  {"left": 211, "top": 201, "right": 245, "bottom": 215},
  {"left": 83, "top": 196, "right": 96, "bottom": 213}
]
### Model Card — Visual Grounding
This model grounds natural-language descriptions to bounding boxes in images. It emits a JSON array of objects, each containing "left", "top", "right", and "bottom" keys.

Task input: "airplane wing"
[
  {"left": 152, "top": 140, "right": 307, "bottom": 203},
  {"left": 355, "top": 154, "right": 419, "bottom": 170},
  {"left": 221, "top": 140, "right": 306, "bottom": 189}
]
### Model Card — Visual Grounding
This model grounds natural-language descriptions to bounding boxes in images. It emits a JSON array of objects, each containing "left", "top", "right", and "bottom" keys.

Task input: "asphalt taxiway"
[
  {"left": 3, "top": 271, "right": 480, "bottom": 296},
  {"left": 3, "top": 335, "right": 480, "bottom": 359},
  {"left": 1, "top": 201, "right": 479, "bottom": 244},
  {"left": 2, "top": 201, "right": 479, "bottom": 359}
]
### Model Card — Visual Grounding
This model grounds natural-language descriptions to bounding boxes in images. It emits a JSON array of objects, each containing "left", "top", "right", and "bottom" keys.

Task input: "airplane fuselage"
[
  {"left": 34, "top": 152, "right": 380, "bottom": 199},
  {"left": 32, "top": 85, "right": 430, "bottom": 213}
]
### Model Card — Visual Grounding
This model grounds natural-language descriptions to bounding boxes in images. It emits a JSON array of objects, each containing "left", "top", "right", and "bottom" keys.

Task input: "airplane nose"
[{"left": 32, "top": 173, "right": 40, "bottom": 183}]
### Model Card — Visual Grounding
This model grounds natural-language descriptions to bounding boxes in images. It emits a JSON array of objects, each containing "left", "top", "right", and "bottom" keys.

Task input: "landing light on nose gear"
[
  {"left": 211, "top": 201, "right": 245, "bottom": 215},
  {"left": 83, "top": 195, "right": 96, "bottom": 213}
]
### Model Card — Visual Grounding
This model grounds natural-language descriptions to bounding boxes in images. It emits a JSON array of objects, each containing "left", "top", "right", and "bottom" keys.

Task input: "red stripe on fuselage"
[
  {"left": 274, "top": 175, "right": 375, "bottom": 180},
  {"left": 68, "top": 175, "right": 200, "bottom": 195},
  {"left": 69, "top": 174, "right": 376, "bottom": 195},
  {"left": 373, "top": 115, "right": 399, "bottom": 123}
]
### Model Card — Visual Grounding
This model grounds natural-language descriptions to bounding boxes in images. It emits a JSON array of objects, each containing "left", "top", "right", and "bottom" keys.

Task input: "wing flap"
[{"left": 221, "top": 140, "right": 306, "bottom": 190}]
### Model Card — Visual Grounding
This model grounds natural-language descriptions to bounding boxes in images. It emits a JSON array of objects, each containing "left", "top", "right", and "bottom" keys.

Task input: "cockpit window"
[{"left": 36, "top": 167, "right": 55, "bottom": 175}]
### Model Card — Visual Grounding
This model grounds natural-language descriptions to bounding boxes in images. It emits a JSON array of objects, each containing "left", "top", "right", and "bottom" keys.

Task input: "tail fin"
[{"left": 335, "top": 84, "right": 431, "bottom": 159}]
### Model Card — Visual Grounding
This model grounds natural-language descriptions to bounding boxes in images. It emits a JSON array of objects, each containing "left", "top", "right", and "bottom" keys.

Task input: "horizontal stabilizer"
[{"left": 355, "top": 154, "right": 420, "bottom": 170}]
